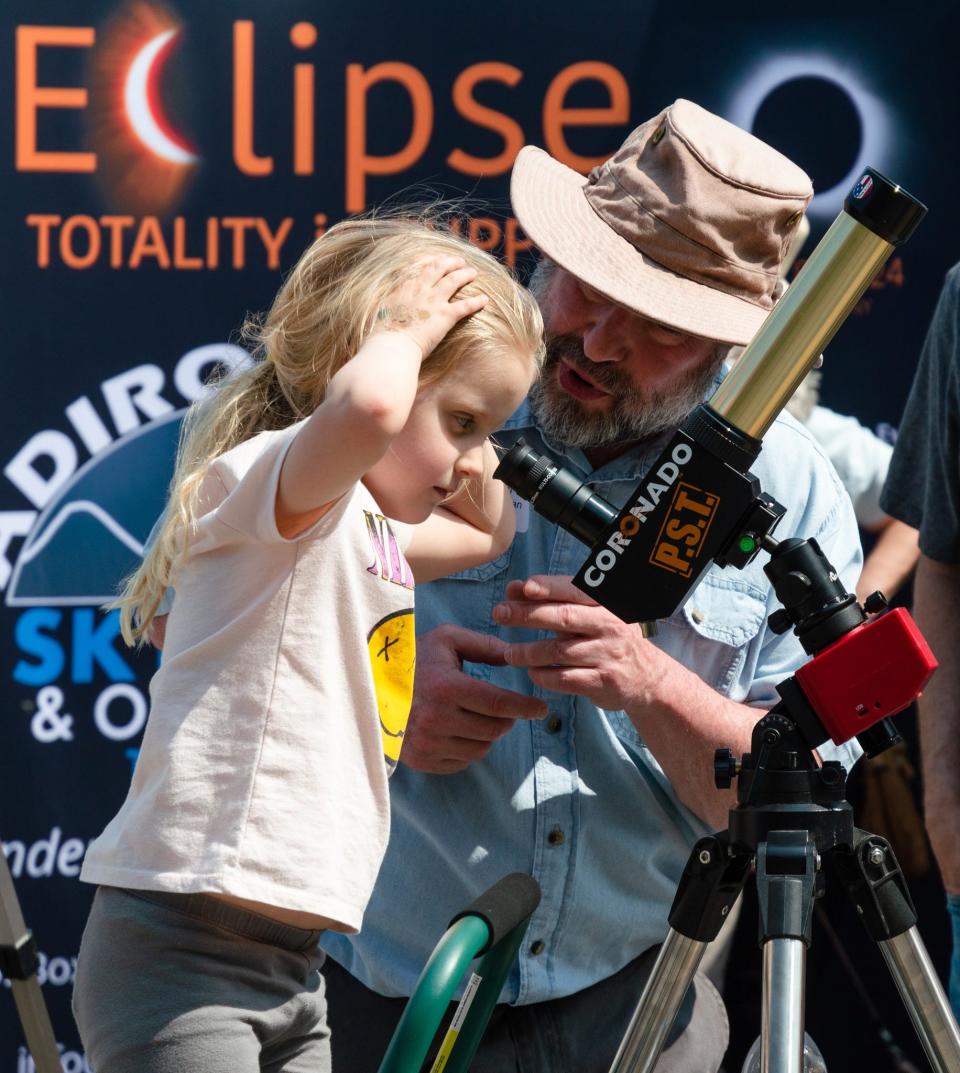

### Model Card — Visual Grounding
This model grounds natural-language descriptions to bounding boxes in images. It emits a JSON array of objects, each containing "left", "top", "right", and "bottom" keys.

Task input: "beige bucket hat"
[{"left": 511, "top": 99, "right": 813, "bottom": 346}]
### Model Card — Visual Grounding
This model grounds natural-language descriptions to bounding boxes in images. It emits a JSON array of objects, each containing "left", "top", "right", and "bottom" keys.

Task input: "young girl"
[{"left": 72, "top": 216, "right": 543, "bottom": 1073}]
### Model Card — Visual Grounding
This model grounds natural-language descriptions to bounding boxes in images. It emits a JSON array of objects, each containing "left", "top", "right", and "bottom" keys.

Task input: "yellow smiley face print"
[{"left": 367, "top": 608, "right": 416, "bottom": 763}]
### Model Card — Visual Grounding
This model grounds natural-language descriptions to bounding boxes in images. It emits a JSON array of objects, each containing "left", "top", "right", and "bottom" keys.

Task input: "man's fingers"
[
  {"left": 504, "top": 637, "right": 588, "bottom": 669},
  {"left": 452, "top": 677, "right": 548, "bottom": 720},
  {"left": 431, "top": 624, "right": 509, "bottom": 667},
  {"left": 504, "top": 575, "right": 596, "bottom": 605},
  {"left": 494, "top": 598, "right": 596, "bottom": 634}
]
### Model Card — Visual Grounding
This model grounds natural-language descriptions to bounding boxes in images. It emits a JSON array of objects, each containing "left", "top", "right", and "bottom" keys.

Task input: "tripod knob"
[
  {"left": 714, "top": 748, "right": 740, "bottom": 789},
  {"left": 768, "top": 609, "right": 794, "bottom": 635},
  {"left": 863, "top": 590, "right": 888, "bottom": 615}
]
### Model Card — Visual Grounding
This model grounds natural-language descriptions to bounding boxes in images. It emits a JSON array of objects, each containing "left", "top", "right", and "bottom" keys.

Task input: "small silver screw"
[
  {"left": 699, "top": 850, "right": 711, "bottom": 865},
  {"left": 721, "top": 905, "right": 730, "bottom": 917},
  {"left": 868, "top": 846, "right": 885, "bottom": 866}
]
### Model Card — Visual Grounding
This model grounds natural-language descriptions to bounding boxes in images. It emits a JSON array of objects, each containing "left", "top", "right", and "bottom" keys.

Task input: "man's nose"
[{"left": 581, "top": 305, "right": 631, "bottom": 364}]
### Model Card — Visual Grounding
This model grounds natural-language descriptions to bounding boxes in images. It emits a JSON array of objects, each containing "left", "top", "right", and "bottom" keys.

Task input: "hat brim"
[{"left": 511, "top": 146, "right": 770, "bottom": 347}]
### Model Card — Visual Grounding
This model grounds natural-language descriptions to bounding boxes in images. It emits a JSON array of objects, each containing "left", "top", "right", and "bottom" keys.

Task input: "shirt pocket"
[
  {"left": 658, "top": 579, "right": 768, "bottom": 696},
  {"left": 604, "top": 578, "right": 768, "bottom": 756}
]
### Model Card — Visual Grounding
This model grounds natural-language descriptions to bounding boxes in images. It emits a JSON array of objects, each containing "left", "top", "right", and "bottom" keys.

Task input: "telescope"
[
  {"left": 494, "top": 170, "right": 960, "bottom": 1073},
  {"left": 495, "top": 166, "right": 925, "bottom": 629}
]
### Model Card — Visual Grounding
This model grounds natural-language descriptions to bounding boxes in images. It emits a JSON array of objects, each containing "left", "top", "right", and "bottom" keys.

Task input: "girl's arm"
[
  {"left": 275, "top": 256, "right": 485, "bottom": 538},
  {"left": 404, "top": 440, "right": 516, "bottom": 583}
]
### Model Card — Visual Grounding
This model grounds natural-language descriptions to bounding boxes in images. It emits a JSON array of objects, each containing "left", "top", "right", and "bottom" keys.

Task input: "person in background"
[
  {"left": 879, "top": 262, "right": 960, "bottom": 1019},
  {"left": 787, "top": 369, "right": 919, "bottom": 604},
  {"left": 741, "top": 212, "right": 919, "bottom": 605}
]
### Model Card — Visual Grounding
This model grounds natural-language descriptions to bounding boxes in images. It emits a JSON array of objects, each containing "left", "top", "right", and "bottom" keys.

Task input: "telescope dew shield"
[{"left": 709, "top": 168, "right": 926, "bottom": 440}]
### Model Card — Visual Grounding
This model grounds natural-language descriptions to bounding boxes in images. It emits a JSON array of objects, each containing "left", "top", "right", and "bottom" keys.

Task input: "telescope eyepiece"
[{"left": 493, "top": 438, "right": 618, "bottom": 548}]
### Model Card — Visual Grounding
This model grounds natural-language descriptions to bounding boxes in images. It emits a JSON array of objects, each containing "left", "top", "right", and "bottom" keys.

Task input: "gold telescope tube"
[{"left": 710, "top": 169, "right": 925, "bottom": 440}]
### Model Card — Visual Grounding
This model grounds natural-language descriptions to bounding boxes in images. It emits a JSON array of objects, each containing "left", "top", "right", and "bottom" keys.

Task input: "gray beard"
[{"left": 529, "top": 334, "right": 725, "bottom": 449}]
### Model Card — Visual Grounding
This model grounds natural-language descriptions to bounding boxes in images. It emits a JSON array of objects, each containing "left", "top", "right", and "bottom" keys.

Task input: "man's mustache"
[{"left": 543, "top": 334, "right": 632, "bottom": 396}]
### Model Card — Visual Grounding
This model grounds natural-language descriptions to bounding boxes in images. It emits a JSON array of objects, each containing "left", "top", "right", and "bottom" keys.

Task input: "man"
[
  {"left": 879, "top": 264, "right": 960, "bottom": 1018},
  {"left": 321, "top": 100, "right": 859, "bottom": 1071}
]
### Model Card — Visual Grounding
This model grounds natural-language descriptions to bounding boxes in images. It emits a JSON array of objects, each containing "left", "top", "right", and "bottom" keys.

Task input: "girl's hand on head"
[{"left": 371, "top": 255, "right": 488, "bottom": 358}]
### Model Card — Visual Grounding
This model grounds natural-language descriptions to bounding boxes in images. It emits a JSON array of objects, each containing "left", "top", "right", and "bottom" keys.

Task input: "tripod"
[
  {"left": 607, "top": 534, "right": 960, "bottom": 1073},
  {"left": 0, "top": 843, "right": 61, "bottom": 1073}
]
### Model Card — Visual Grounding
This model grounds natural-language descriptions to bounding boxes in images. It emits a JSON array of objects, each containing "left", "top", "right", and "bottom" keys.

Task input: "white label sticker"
[{"left": 511, "top": 490, "right": 530, "bottom": 534}]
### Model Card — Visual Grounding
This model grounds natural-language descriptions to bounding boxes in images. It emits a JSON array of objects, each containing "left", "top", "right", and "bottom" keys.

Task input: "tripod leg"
[
  {"left": 608, "top": 834, "right": 750, "bottom": 1073},
  {"left": 608, "top": 928, "right": 711, "bottom": 1073},
  {"left": 832, "top": 830, "right": 960, "bottom": 1073},
  {"left": 0, "top": 844, "right": 61, "bottom": 1073},
  {"left": 761, "top": 938, "right": 806, "bottom": 1073},
  {"left": 880, "top": 928, "right": 960, "bottom": 1071},
  {"left": 755, "top": 831, "right": 818, "bottom": 1073}
]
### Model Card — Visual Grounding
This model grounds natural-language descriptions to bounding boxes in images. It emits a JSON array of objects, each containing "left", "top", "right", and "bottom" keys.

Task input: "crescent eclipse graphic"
[
  {"left": 123, "top": 29, "right": 198, "bottom": 165},
  {"left": 726, "top": 54, "right": 890, "bottom": 219}
]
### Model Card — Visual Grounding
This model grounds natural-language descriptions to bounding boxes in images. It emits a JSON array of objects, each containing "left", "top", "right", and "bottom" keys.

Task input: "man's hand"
[
  {"left": 495, "top": 575, "right": 670, "bottom": 712},
  {"left": 401, "top": 624, "right": 549, "bottom": 774},
  {"left": 494, "top": 573, "right": 762, "bottom": 828}
]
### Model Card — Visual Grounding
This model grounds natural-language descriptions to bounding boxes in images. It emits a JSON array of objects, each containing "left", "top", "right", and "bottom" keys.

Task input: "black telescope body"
[{"left": 495, "top": 167, "right": 926, "bottom": 627}]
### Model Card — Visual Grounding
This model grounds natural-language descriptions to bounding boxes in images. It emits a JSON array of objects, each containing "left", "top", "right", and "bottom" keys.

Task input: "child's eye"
[{"left": 452, "top": 413, "right": 476, "bottom": 432}]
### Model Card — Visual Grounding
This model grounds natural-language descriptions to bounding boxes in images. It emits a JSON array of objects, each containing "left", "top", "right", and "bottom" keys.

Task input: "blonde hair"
[{"left": 116, "top": 212, "right": 544, "bottom": 645}]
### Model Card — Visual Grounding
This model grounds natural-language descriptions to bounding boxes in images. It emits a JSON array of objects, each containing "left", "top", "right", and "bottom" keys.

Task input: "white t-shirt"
[
  {"left": 805, "top": 404, "right": 893, "bottom": 530},
  {"left": 81, "top": 422, "right": 416, "bottom": 932}
]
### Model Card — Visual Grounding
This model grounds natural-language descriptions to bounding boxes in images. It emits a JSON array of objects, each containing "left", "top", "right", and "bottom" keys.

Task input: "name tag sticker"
[{"left": 511, "top": 490, "right": 530, "bottom": 534}]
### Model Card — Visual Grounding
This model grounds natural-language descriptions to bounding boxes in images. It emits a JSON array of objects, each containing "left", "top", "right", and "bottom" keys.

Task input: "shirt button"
[
  {"left": 547, "top": 827, "right": 565, "bottom": 846},
  {"left": 546, "top": 716, "right": 562, "bottom": 734},
  {"left": 529, "top": 940, "right": 545, "bottom": 955}
]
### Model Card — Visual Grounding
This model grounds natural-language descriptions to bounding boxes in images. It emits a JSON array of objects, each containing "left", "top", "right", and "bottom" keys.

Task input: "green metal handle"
[
  {"left": 431, "top": 915, "right": 530, "bottom": 1073},
  {"left": 376, "top": 915, "right": 490, "bottom": 1073},
  {"left": 377, "top": 873, "right": 540, "bottom": 1073}
]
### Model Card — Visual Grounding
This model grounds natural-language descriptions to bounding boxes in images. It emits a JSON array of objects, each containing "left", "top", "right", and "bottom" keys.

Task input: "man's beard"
[{"left": 528, "top": 333, "right": 725, "bottom": 450}]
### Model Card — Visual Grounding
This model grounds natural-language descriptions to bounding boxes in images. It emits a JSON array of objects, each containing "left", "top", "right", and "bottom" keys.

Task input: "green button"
[{"left": 738, "top": 535, "right": 757, "bottom": 554}]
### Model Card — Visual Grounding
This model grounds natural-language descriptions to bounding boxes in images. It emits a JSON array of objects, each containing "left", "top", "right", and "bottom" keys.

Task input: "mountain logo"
[{"left": 6, "top": 411, "right": 183, "bottom": 606}]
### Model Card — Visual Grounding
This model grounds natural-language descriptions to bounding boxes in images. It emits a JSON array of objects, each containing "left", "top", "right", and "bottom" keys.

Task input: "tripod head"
[{"left": 712, "top": 531, "right": 935, "bottom": 860}]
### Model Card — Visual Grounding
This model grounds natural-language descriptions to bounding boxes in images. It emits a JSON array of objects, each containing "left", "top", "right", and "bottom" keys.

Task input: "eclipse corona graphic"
[
  {"left": 123, "top": 30, "right": 198, "bottom": 165},
  {"left": 88, "top": 2, "right": 199, "bottom": 215},
  {"left": 726, "top": 54, "right": 891, "bottom": 219}
]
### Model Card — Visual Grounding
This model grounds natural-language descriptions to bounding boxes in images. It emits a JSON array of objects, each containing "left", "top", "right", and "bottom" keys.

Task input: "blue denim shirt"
[{"left": 323, "top": 395, "right": 862, "bottom": 1003}]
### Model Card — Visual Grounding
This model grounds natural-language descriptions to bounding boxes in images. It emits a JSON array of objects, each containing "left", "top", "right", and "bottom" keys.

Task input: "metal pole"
[
  {"left": 607, "top": 930, "right": 707, "bottom": 1073},
  {"left": 879, "top": 927, "right": 960, "bottom": 1073},
  {"left": 0, "top": 848, "right": 61, "bottom": 1073},
  {"left": 761, "top": 937, "right": 806, "bottom": 1073}
]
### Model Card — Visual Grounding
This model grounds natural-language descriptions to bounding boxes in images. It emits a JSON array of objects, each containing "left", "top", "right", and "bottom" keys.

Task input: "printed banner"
[{"left": 2, "top": 1, "right": 958, "bottom": 1066}]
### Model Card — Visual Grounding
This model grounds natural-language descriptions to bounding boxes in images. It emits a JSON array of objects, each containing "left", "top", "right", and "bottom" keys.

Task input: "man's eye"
[{"left": 650, "top": 325, "right": 689, "bottom": 346}]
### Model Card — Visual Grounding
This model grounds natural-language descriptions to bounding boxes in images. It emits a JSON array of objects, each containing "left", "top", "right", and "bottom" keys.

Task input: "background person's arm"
[{"left": 856, "top": 516, "right": 920, "bottom": 604}]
